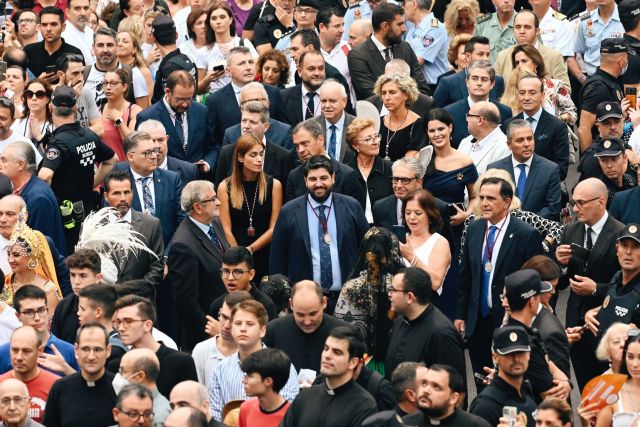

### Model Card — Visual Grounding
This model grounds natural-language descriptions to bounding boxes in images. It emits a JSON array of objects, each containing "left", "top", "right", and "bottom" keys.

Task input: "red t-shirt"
[
  {"left": 0, "top": 369, "right": 60, "bottom": 423},
  {"left": 238, "top": 399, "right": 290, "bottom": 427}
]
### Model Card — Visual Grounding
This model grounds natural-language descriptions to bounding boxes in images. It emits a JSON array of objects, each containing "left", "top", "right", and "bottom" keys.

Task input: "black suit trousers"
[{"left": 468, "top": 312, "right": 496, "bottom": 394}]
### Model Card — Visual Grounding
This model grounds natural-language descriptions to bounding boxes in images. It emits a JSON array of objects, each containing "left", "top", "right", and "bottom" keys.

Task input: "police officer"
[
  {"left": 469, "top": 326, "right": 538, "bottom": 427},
  {"left": 404, "top": 0, "right": 448, "bottom": 94},
  {"left": 37, "top": 86, "right": 117, "bottom": 255},
  {"left": 574, "top": 0, "right": 625, "bottom": 77},
  {"left": 474, "top": 0, "right": 517, "bottom": 63},
  {"left": 620, "top": 0, "right": 640, "bottom": 87},
  {"left": 274, "top": 0, "right": 319, "bottom": 51},
  {"left": 531, "top": 0, "right": 574, "bottom": 58},
  {"left": 586, "top": 224, "right": 640, "bottom": 338},
  {"left": 254, "top": 0, "right": 297, "bottom": 52},
  {"left": 342, "top": 0, "right": 384, "bottom": 43},
  {"left": 594, "top": 137, "right": 637, "bottom": 207}
]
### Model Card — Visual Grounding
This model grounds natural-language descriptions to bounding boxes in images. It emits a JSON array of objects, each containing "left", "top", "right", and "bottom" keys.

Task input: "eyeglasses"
[
  {"left": 569, "top": 197, "right": 600, "bottom": 208},
  {"left": 19, "top": 307, "right": 48, "bottom": 318},
  {"left": 0, "top": 396, "right": 29, "bottom": 407},
  {"left": 77, "top": 346, "right": 107, "bottom": 354},
  {"left": 119, "top": 410, "right": 154, "bottom": 420},
  {"left": 198, "top": 196, "right": 218, "bottom": 204},
  {"left": 17, "top": 18, "right": 36, "bottom": 25},
  {"left": 220, "top": 268, "right": 251, "bottom": 279},
  {"left": 24, "top": 90, "right": 47, "bottom": 100},
  {"left": 465, "top": 113, "right": 481, "bottom": 119},
  {"left": 295, "top": 6, "right": 317, "bottom": 14},
  {"left": 171, "top": 94, "right": 192, "bottom": 104},
  {"left": 113, "top": 318, "right": 146, "bottom": 329},
  {"left": 387, "top": 286, "right": 410, "bottom": 294},
  {"left": 131, "top": 147, "right": 160, "bottom": 158},
  {"left": 357, "top": 135, "right": 381, "bottom": 145},
  {"left": 103, "top": 80, "right": 123, "bottom": 88},
  {"left": 391, "top": 176, "right": 416, "bottom": 185}
]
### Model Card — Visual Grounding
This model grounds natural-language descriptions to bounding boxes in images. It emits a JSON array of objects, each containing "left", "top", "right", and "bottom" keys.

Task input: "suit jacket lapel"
[
  {"left": 340, "top": 115, "right": 353, "bottom": 161},
  {"left": 495, "top": 217, "right": 516, "bottom": 272},
  {"left": 185, "top": 105, "right": 195, "bottom": 156},
  {"left": 159, "top": 102, "right": 184, "bottom": 155},
  {"left": 294, "top": 86, "right": 303, "bottom": 124},
  {"left": 153, "top": 170, "right": 164, "bottom": 212},
  {"left": 535, "top": 111, "right": 548, "bottom": 140},
  {"left": 367, "top": 39, "right": 385, "bottom": 75},
  {"left": 590, "top": 216, "right": 615, "bottom": 262},
  {"left": 522, "top": 156, "right": 539, "bottom": 204},
  {"left": 456, "top": 72, "right": 466, "bottom": 98},
  {"left": 293, "top": 199, "right": 311, "bottom": 259},
  {"left": 129, "top": 167, "right": 142, "bottom": 211}
]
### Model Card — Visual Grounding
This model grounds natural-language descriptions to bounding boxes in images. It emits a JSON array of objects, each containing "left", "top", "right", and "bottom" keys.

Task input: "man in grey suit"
[
  {"left": 310, "top": 79, "right": 356, "bottom": 162},
  {"left": 487, "top": 119, "right": 562, "bottom": 221},
  {"left": 103, "top": 170, "right": 164, "bottom": 300}
]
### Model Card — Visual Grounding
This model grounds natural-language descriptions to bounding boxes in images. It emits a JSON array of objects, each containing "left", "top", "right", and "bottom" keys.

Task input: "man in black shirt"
[
  {"left": 620, "top": 0, "right": 640, "bottom": 87},
  {"left": 593, "top": 137, "right": 638, "bottom": 206},
  {"left": 263, "top": 280, "right": 346, "bottom": 371},
  {"left": 151, "top": 15, "right": 198, "bottom": 103},
  {"left": 385, "top": 268, "right": 466, "bottom": 389},
  {"left": 253, "top": 0, "right": 296, "bottom": 52},
  {"left": 281, "top": 325, "right": 377, "bottom": 426},
  {"left": 209, "top": 247, "right": 278, "bottom": 320},
  {"left": 403, "top": 364, "right": 491, "bottom": 427},
  {"left": 243, "top": 0, "right": 276, "bottom": 40},
  {"left": 469, "top": 326, "right": 538, "bottom": 427},
  {"left": 43, "top": 322, "right": 117, "bottom": 427},
  {"left": 24, "top": 7, "right": 82, "bottom": 80},
  {"left": 38, "top": 85, "right": 117, "bottom": 254}
]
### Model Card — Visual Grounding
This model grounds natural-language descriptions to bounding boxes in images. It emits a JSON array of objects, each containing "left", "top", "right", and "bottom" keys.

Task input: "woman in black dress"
[{"left": 217, "top": 134, "right": 283, "bottom": 281}]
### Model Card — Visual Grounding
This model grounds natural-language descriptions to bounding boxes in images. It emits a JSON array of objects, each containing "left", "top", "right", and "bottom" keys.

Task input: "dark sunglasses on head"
[{"left": 24, "top": 90, "right": 47, "bottom": 100}]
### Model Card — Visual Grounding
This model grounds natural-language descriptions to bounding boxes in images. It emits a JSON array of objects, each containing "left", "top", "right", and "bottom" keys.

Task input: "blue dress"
[{"left": 422, "top": 163, "right": 478, "bottom": 320}]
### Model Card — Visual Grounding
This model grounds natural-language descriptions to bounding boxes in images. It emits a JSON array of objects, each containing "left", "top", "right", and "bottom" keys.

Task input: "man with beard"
[
  {"left": 469, "top": 326, "right": 538, "bottom": 427},
  {"left": 280, "top": 51, "right": 327, "bottom": 127},
  {"left": 403, "top": 365, "right": 490, "bottom": 427},
  {"left": 13, "top": 10, "right": 40, "bottom": 47},
  {"left": 347, "top": 3, "right": 428, "bottom": 100},
  {"left": 62, "top": 0, "right": 95, "bottom": 65},
  {"left": 270, "top": 155, "right": 368, "bottom": 313}
]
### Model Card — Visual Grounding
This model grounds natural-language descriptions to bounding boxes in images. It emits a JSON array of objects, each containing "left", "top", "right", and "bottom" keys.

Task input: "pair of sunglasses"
[{"left": 24, "top": 90, "right": 47, "bottom": 99}]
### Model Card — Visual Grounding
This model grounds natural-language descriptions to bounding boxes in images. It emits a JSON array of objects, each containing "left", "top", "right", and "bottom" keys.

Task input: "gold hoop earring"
[{"left": 27, "top": 259, "right": 37, "bottom": 270}]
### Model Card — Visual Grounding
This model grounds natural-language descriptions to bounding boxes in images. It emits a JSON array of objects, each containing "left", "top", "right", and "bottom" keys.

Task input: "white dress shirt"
[
  {"left": 301, "top": 85, "right": 321, "bottom": 120},
  {"left": 586, "top": 211, "right": 608, "bottom": 248},
  {"left": 0, "top": 234, "right": 11, "bottom": 275},
  {"left": 163, "top": 96, "right": 189, "bottom": 148},
  {"left": 523, "top": 108, "right": 543, "bottom": 134},
  {"left": 481, "top": 214, "right": 510, "bottom": 309},
  {"left": 512, "top": 155, "right": 534, "bottom": 185},
  {"left": 370, "top": 33, "right": 390, "bottom": 58},
  {"left": 130, "top": 168, "right": 156, "bottom": 213},
  {"left": 306, "top": 194, "right": 342, "bottom": 291},
  {"left": 325, "top": 113, "right": 346, "bottom": 159},
  {"left": 458, "top": 126, "right": 511, "bottom": 174}
]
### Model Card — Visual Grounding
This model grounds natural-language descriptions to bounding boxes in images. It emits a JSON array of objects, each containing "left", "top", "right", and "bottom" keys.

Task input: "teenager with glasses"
[{"left": 102, "top": 68, "right": 142, "bottom": 161}]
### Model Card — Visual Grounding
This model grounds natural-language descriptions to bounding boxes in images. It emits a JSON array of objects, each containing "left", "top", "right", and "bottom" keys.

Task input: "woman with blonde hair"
[
  {"left": 596, "top": 322, "right": 633, "bottom": 374},
  {"left": 0, "top": 211, "right": 61, "bottom": 310},
  {"left": 217, "top": 133, "right": 283, "bottom": 280},
  {"left": 116, "top": 29, "right": 153, "bottom": 107},
  {"left": 443, "top": 0, "right": 480, "bottom": 38}
]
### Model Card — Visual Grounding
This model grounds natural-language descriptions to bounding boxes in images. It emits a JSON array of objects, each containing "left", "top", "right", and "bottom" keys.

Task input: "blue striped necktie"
[
  {"left": 139, "top": 177, "right": 155, "bottom": 215},
  {"left": 317, "top": 205, "right": 333, "bottom": 290}
]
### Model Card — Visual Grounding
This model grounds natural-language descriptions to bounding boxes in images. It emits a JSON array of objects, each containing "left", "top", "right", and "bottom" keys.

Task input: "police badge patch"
[
  {"left": 422, "top": 36, "right": 434, "bottom": 47},
  {"left": 46, "top": 147, "right": 60, "bottom": 160}
]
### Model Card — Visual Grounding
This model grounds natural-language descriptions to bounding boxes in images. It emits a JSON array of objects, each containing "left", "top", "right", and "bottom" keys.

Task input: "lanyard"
[
  {"left": 484, "top": 217, "right": 507, "bottom": 262},
  {"left": 308, "top": 196, "right": 334, "bottom": 236}
]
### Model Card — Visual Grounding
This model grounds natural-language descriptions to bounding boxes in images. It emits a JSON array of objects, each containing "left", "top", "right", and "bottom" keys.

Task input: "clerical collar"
[{"left": 324, "top": 378, "right": 354, "bottom": 395}]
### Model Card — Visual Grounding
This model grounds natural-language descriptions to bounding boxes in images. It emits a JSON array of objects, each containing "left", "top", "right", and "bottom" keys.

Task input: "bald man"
[
  {"left": 0, "top": 327, "right": 59, "bottom": 424},
  {"left": 169, "top": 381, "right": 225, "bottom": 426},
  {"left": 555, "top": 177, "right": 625, "bottom": 389},
  {"left": 0, "top": 378, "right": 44, "bottom": 427},
  {"left": 263, "top": 281, "right": 347, "bottom": 371},
  {"left": 347, "top": 19, "right": 372, "bottom": 48},
  {"left": 310, "top": 80, "right": 355, "bottom": 163},
  {"left": 164, "top": 406, "right": 208, "bottom": 427}
]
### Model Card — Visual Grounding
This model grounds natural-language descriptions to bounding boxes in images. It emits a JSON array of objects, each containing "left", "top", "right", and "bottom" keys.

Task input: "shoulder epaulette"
[
  {"left": 258, "top": 14, "right": 275, "bottom": 23},
  {"left": 569, "top": 10, "right": 591, "bottom": 21},
  {"left": 431, "top": 18, "right": 439, "bottom": 28},
  {"left": 477, "top": 13, "right": 492, "bottom": 24},
  {"left": 552, "top": 11, "right": 566, "bottom": 20},
  {"left": 349, "top": 2, "right": 361, "bottom": 9}
]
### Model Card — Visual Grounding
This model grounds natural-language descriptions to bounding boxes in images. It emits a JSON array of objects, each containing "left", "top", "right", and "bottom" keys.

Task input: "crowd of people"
[{"left": 0, "top": 0, "right": 639, "bottom": 425}]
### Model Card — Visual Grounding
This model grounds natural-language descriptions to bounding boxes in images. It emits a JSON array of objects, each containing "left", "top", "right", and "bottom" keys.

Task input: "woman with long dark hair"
[{"left": 12, "top": 79, "right": 53, "bottom": 156}]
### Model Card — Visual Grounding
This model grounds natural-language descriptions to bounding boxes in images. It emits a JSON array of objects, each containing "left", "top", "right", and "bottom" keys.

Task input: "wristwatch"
[{"left": 114, "top": 118, "right": 123, "bottom": 127}]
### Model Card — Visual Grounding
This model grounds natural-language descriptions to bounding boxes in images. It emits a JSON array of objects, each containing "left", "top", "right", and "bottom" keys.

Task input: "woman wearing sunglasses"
[
  {"left": 11, "top": 79, "right": 53, "bottom": 154},
  {"left": 102, "top": 69, "right": 142, "bottom": 161}
]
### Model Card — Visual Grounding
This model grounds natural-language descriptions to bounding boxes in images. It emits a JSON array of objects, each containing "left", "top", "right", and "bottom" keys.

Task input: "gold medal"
[
  {"left": 324, "top": 234, "right": 332, "bottom": 245},
  {"left": 484, "top": 262, "right": 492, "bottom": 273}
]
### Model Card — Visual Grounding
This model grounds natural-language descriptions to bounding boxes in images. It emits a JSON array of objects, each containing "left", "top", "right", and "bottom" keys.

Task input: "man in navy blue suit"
[
  {"left": 455, "top": 176, "right": 542, "bottom": 385},
  {"left": 206, "top": 47, "right": 283, "bottom": 150},
  {"left": 444, "top": 61, "right": 512, "bottom": 148},
  {"left": 113, "top": 131, "right": 185, "bottom": 247},
  {"left": 270, "top": 155, "right": 369, "bottom": 313},
  {"left": 1, "top": 141, "right": 67, "bottom": 256},
  {"left": 487, "top": 120, "right": 562, "bottom": 220},
  {"left": 221, "top": 82, "right": 293, "bottom": 150},
  {"left": 433, "top": 36, "right": 504, "bottom": 108},
  {"left": 136, "top": 70, "right": 215, "bottom": 175},
  {"left": 501, "top": 75, "right": 569, "bottom": 180},
  {"left": 137, "top": 119, "right": 199, "bottom": 184}
]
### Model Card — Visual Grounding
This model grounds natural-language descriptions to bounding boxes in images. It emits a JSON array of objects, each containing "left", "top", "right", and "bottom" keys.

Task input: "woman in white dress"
[{"left": 399, "top": 189, "right": 451, "bottom": 296}]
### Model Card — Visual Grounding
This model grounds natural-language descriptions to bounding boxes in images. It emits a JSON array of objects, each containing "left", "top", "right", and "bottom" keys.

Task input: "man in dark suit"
[
  {"left": 167, "top": 180, "right": 230, "bottom": 350},
  {"left": 555, "top": 177, "right": 625, "bottom": 390},
  {"left": 487, "top": 120, "right": 562, "bottom": 220},
  {"left": 347, "top": 3, "right": 429, "bottom": 100},
  {"left": 533, "top": 303, "right": 572, "bottom": 379},
  {"left": 610, "top": 186, "right": 640, "bottom": 224},
  {"left": 286, "top": 120, "right": 365, "bottom": 203},
  {"left": 137, "top": 119, "right": 199, "bottom": 184},
  {"left": 444, "top": 60, "right": 512, "bottom": 148},
  {"left": 213, "top": 101, "right": 292, "bottom": 187},
  {"left": 206, "top": 48, "right": 283, "bottom": 149},
  {"left": 310, "top": 80, "right": 356, "bottom": 162},
  {"left": 270, "top": 155, "right": 369, "bottom": 312},
  {"left": 501, "top": 75, "right": 569, "bottom": 180},
  {"left": 366, "top": 59, "right": 433, "bottom": 118},
  {"left": 103, "top": 171, "right": 164, "bottom": 300},
  {"left": 1, "top": 141, "right": 67, "bottom": 256},
  {"left": 113, "top": 131, "right": 185, "bottom": 247},
  {"left": 433, "top": 36, "right": 504, "bottom": 107},
  {"left": 136, "top": 70, "right": 215, "bottom": 175},
  {"left": 280, "top": 51, "right": 328, "bottom": 127},
  {"left": 455, "top": 176, "right": 543, "bottom": 383}
]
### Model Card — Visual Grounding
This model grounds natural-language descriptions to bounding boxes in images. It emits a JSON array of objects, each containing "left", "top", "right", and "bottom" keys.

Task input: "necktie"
[
  {"left": 328, "top": 125, "right": 337, "bottom": 159},
  {"left": 317, "top": 205, "right": 333, "bottom": 290},
  {"left": 305, "top": 92, "right": 316, "bottom": 120},
  {"left": 516, "top": 164, "right": 527, "bottom": 201},
  {"left": 208, "top": 226, "right": 225, "bottom": 254},
  {"left": 526, "top": 116, "right": 535, "bottom": 132},
  {"left": 586, "top": 227, "right": 593, "bottom": 251},
  {"left": 384, "top": 47, "right": 391, "bottom": 62},
  {"left": 139, "top": 177, "right": 155, "bottom": 215},
  {"left": 175, "top": 113, "right": 186, "bottom": 152},
  {"left": 480, "top": 225, "right": 497, "bottom": 317}
]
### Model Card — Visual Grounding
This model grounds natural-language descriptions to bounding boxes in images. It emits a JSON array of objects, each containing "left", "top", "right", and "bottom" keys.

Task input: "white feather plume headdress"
[{"left": 75, "top": 208, "right": 158, "bottom": 284}]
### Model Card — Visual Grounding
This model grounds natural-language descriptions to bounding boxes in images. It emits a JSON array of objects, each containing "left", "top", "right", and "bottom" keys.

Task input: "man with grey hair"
[
  {"left": 214, "top": 100, "right": 292, "bottom": 187},
  {"left": 111, "top": 383, "right": 154, "bottom": 427},
  {"left": 134, "top": 120, "right": 199, "bottom": 184},
  {"left": 167, "top": 180, "right": 229, "bottom": 350},
  {"left": 0, "top": 378, "right": 44, "bottom": 427},
  {"left": 444, "top": 60, "right": 512, "bottom": 147},
  {"left": 0, "top": 142, "right": 67, "bottom": 256},
  {"left": 38, "top": 85, "right": 117, "bottom": 254},
  {"left": 458, "top": 101, "right": 511, "bottom": 174},
  {"left": 310, "top": 79, "right": 355, "bottom": 162}
]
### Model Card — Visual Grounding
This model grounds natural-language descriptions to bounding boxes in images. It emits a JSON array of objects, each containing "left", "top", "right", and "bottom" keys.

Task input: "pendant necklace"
[{"left": 384, "top": 108, "right": 409, "bottom": 160}]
